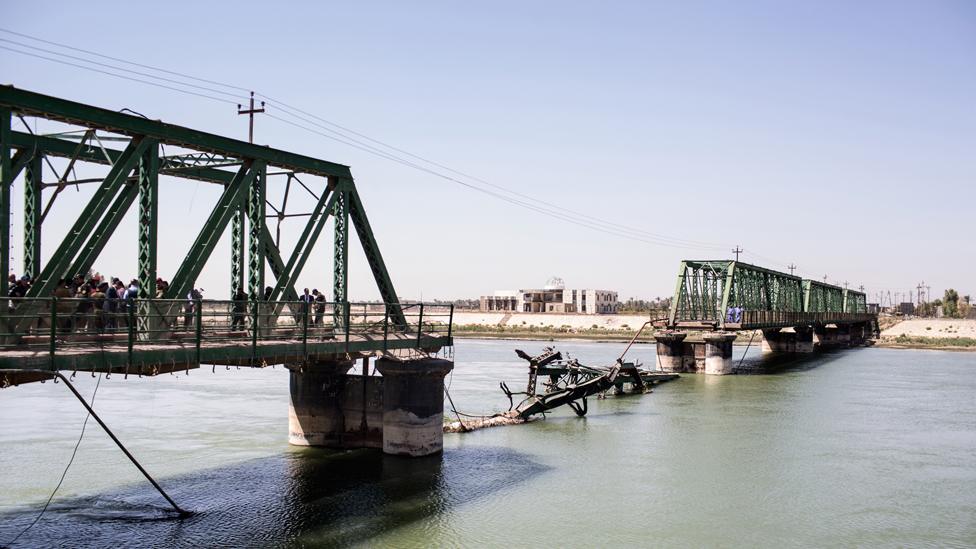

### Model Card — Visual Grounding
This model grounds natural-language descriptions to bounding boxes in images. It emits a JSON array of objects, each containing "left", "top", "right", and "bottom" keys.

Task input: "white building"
[{"left": 480, "top": 278, "right": 618, "bottom": 315}]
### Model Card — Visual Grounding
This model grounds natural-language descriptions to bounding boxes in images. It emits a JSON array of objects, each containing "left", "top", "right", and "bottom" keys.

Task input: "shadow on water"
[
  {"left": 0, "top": 445, "right": 548, "bottom": 548},
  {"left": 733, "top": 346, "right": 856, "bottom": 375}
]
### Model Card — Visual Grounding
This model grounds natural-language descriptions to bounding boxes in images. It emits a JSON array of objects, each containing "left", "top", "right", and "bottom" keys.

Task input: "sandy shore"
[{"left": 880, "top": 318, "right": 976, "bottom": 338}]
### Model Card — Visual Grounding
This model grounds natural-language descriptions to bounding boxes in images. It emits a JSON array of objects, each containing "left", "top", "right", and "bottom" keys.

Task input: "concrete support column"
[
  {"left": 836, "top": 324, "right": 852, "bottom": 346},
  {"left": 849, "top": 323, "right": 865, "bottom": 346},
  {"left": 375, "top": 357, "right": 454, "bottom": 457},
  {"left": 681, "top": 341, "right": 704, "bottom": 373},
  {"left": 703, "top": 333, "right": 736, "bottom": 375},
  {"left": 654, "top": 332, "right": 686, "bottom": 373},
  {"left": 794, "top": 326, "right": 814, "bottom": 353},
  {"left": 288, "top": 360, "right": 354, "bottom": 446},
  {"left": 761, "top": 328, "right": 793, "bottom": 353}
]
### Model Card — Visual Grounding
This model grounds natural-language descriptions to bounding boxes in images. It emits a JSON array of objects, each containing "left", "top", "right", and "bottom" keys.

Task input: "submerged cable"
[{"left": 4, "top": 374, "right": 102, "bottom": 548}]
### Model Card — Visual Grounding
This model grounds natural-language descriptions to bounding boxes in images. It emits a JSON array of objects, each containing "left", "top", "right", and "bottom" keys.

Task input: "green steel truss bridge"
[
  {"left": 665, "top": 260, "right": 876, "bottom": 331},
  {"left": 0, "top": 86, "right": 452, "bottom": 386}
]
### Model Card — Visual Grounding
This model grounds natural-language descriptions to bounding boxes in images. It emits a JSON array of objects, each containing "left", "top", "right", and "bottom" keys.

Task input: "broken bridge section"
[{"left": 0, "top": 86, "right": 454, "bottom": 457}]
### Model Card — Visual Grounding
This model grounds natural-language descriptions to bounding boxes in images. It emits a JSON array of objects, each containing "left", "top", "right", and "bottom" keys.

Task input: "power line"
[
  {"left": 1, "top": 29, "right": 730, "bottom": 252},
  {"left": 0, "top": 45, "right": 238, "bottom": 106},
  {"left": 1, "top": 29, "right": 788, "bottom": 256}
]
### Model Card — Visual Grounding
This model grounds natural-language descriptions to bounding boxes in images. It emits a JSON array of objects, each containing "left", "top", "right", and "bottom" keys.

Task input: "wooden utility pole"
[
  {"left": 237, "top": 91, "right": 265, "bottom": 143},
  {"left": 787, "top": 263, "right": 796, "bottom": 276},
  {"left": 732, "top": 246, "right": 743, "bottom": 261}
]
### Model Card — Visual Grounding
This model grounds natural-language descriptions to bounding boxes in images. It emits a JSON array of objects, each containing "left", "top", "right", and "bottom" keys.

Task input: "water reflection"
[{"left": 0, "top": 446, "right": 547, "bottom": 548}]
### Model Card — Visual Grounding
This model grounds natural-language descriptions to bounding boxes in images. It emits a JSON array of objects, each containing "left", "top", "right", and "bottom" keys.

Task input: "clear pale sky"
[{"left": 2, "top": 1, "right": 974, "bottom": 303}]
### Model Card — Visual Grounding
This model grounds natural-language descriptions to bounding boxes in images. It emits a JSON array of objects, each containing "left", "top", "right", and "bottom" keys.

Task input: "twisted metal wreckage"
[{"left": 445, "top": 328, "right": 679, "bottom": 433}]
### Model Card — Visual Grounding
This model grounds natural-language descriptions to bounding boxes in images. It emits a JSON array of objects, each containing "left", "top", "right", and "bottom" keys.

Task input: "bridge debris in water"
[{"left": 444, "top": 346, "right": 678, "bottom": 433}]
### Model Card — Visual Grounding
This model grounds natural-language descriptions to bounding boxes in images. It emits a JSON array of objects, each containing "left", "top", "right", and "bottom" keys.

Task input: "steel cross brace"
[{"left": 165, "top": 161, "right": 264, "bottom": 300}]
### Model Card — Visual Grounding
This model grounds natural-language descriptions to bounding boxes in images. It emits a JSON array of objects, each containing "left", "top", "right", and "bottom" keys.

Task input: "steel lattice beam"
[
  {"left": 0, "top": 107, "right": 10, "bottom": 298},
  {"left": 26, "top": 136, "right": 151, "bottom": 298},
  {"left": 348, "top": 185, "right": 406, "bottom": 328},
  {"left": 137, "top": 144, "right": 159, "bottom": 298},
  {"left": 23, "top": 153, "right": 41, "bottom": 279},
  {"left": 165, "top": 161, "right": 263, "bottom": 300},
  {"left": 0, "top": 86, "right": 351, "bottom": 179},
  {"left": 2, "top": 88, "right": 416, "bottom": 346},
  {"left": 247, "top": 165, "right": 266, "bottom": 299},
  {"left": 332, "top": 179, "right": 349, "bottom": 327}
]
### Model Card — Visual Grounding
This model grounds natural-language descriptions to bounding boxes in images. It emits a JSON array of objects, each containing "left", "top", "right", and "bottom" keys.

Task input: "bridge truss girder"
[
  {"left": 0, "top": 86, "right": 405, "bottom": 325},
  {"left": 669, "top": 260, "right": 804, "bottom": 327}
]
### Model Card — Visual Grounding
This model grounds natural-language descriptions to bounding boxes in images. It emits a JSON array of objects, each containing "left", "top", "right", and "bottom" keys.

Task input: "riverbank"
[
  {"left": 876, "top": 318, "right": 976, "bottom": 350},
  {"left": 450, "top": 313, "right": 976, "bottom": 351}
]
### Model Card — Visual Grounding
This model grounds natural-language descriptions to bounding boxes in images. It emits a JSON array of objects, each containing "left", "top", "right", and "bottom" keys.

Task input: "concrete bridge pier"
[
  {"left": 849, "top": 323, "right": 866, "bottom": 346},
  {"left": 288, "top": 359, "right": 356, "bottom": 447},
  {"left": 375, "top": 357, "right": 453, "bottom": 457},
  {"left": 761, "top": 327, "right": 815, "bottom": 353},
  {"left": 836, "top": 324, "right": 852, "bottom": 347},
  {"left": 703, "top": 333, "right": 737, "bottom": 375},
  {"left": 761, "top": 328, "right": 794, "bottom": 353},
  {"left": 654, "top": 332, "right": 687, "bottom": 373},
  {"left": 683, "top": 341, "right": 705, "bottom": 373},
  {"left": 794, "top": 326, "right": 815, "bottom": 352}
]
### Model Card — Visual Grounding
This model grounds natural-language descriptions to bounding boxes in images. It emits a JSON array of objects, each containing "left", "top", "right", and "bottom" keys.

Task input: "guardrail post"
[
  {"left": 416, "top": 303, "right": 424, "bottom": 348},
  {"left": 127, "top": 299, "right": 135, "bottom": 368},
  {"left": 49, "top": 298, "right": 57, "bottom": 369},
  {"left": 383, "top": 303, "right": 389, "bottom": 353},
  {"left": 251, "top": 299, "right": 258, "bottom": 364},
  {"left": 343, "top": 301, "right": 351, "bottom": 352},
  {"left": 448, "top": 304, "right": 454, "bottom": 339},
  {"left": 194, "top": 298, "right": 202, "bottom": 367},
  {"left": 301, "top": 300, "right": 309, "bottom": 363}
]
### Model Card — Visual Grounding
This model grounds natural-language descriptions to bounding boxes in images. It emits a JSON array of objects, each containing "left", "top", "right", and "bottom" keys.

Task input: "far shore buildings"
[{"left": 479, "top": 278, "right": 619, "bottom": 315}]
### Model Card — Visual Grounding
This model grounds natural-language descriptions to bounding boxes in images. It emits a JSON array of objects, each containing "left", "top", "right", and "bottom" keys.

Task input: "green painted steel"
[
  {"left": 348, "top": 185, "right": 407, "bottom": 328},
  {"left": 27, "top": 137, "right": 151, "bottom": 299},
  {"left": 0, "top": 107, "right": 10, "bottom": 299},
  {"left": 843, "top": 288, "right": 867, "bottom": 313},
  {"left": 231, "top": 208, "right": 245, "bottom": 295},
  {"left": 332, "top": 179, "right": 349, "bottom": 328},
  {"left": 247, "top": 165, "right": 266, "bottom": 299},
  {"left": 165, "top": 162, "right": 262, "bottom": 300},
  {"left": 670, "top": 260, "right": 802, "bottom": 325},
  {"left": 0, "top": 86, "right": 352, "bottom": 179},
  {"left": 0, "top": 88, "right": 415, "bottom": 376},
  {"left": 259, "top": 227, "right": 299, "bottom": 302},
  {"left": 9, "top": 131, "right": 236, "bottom": 185},
  {"left": 668, "top": 260, "right": 869, "bottom": 329},
  {"left": 802, "top": 280, "right": 845, "bottom": 313},
  {"left": 23, "top": 153, "right": 41, "bottom": 279},
  {"left": 137, "top": 144, "right": 159, "bottom": 298},
  {"left": 269, "top": 186, "right": 338, "bottom": 302},
  {"left": 68, "top": 179, "right": 139, "bottom": 278}
]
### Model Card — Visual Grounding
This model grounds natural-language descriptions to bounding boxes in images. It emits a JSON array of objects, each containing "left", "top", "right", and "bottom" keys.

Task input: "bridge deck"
[{"left": 0, "top": 299, "right": 454, "bottom": 386}]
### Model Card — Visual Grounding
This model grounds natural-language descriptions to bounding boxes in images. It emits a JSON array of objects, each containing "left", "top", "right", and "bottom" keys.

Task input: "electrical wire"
[
  {"left": 0, "top": 30, "right": 731, "bottom": 253},
  {"left": 1, "top": 27, "right": 882, "bottom": 275},
  {"left": 0, "top": 45, "right": 238, "bottom": 106},
  {"left": 4, "top": 373, "right": 103, "bottom": 548}
]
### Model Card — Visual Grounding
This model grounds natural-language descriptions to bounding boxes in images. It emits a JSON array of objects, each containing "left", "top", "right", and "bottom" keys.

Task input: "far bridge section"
[
  {"left": 0, "top": 86, "right": 454, "bottom": 457},
  {"left": 653, "top": 260, "right": 878, "bottom": 375}
]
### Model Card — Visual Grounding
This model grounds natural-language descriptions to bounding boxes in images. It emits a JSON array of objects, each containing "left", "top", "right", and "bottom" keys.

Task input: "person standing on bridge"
[
  {"left": 184, "top": 288, "right": 202, "bottom": 328},
  {"left": 299, "top": 288, "right": 313, "bottom": 326},
  {"left": 312, "top": 289, "right": 325, "bottom": 326},
  {"left": 231, "top": 288, "right": 247, "bottom": 331},
  {"left": 104, "top": 281, "right": 119, "bottom": 332}
]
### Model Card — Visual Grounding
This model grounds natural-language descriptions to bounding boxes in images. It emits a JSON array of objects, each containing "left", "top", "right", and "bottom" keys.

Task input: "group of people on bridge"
[
  {"left": 726, "top": 306, "right": 744, "bottom": 323},
  {"left": 7, "top": 271, "right": 336, "bottom": 336}
]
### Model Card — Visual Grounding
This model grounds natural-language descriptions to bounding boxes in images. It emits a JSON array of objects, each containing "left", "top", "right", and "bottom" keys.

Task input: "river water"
[{"left": 1, "top": 339, "right": 974, "bottom": 547}]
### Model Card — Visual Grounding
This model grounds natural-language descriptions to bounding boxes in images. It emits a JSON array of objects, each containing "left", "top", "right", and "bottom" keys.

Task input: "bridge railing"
[
  {"left": 734, "top": 310, "right": 877, "bottom": 329},
  {"left": 0, "top": 297, "right": 454, "bottom": 356}
]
